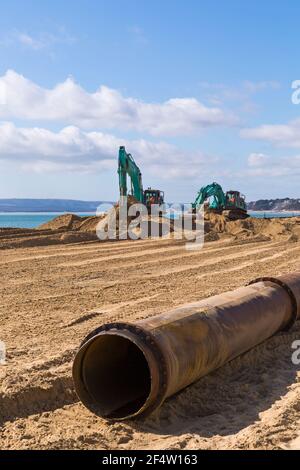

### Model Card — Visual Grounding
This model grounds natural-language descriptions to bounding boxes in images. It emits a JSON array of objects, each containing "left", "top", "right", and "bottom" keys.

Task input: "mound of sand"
[
  {"left": 1, "top": 207, "right": 299, "bottom": 250},
  {"left": 38, "top": 214, "right": 84, "bottom": 231},
  {"left": 77, "top": 216, "right": 105, "bottom": 232},
  {"left": 38, "top": 212, "right": 107, "bottom": 232},
  {"left": 204, "top": 212, "right": 300, "bottom": 242},
  {"left": 39, "top": 203, "right": 295, "bottom": 243}
]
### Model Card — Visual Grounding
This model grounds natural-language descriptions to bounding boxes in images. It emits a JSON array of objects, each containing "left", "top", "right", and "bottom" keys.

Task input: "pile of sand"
[
  {"left": 95, "top": 207, "right": 300, "bottom": 242},
  {"left": 1, "top": 207, "right": 300, "bottom": 250},
  {"left": 0, "top": 214, "right": 102, "bottom": 249},
  {"left": 38, "top": 200, "right": 298, "bottom": 243},
  {"left": 38, "top": 214, "right": 88, "bottom": 231},
  {"left": 203, "top": 212, "right": 300, "bottom": 242},
  {"left": 76, "top": 216, "right": 105, "bottom": 232},
  {"left": 38, "top": 213, "right": 106, "bottom": 232}
]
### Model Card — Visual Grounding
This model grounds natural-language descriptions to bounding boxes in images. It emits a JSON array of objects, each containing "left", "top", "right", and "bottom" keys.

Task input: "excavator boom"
[
  {"left": 118, "top": 146, "right": 144, "bottom": 202},
  {"left": 192, "top": 181, "right": 248, "bottom": 219},
  {"left": 117, "top": 146, "right": 164, "bottom": 209},
  {"left": 193, "top": 182, "right": 226, "bottom": 210}
]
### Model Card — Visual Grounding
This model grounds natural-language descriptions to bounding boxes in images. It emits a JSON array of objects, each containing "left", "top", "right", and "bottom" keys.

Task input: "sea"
[
  {"left": 248, "top": 211, "right": 300, "bottom": 219},
  {"left": 1, "top": 210, "right": 300, "bottom": 229}
]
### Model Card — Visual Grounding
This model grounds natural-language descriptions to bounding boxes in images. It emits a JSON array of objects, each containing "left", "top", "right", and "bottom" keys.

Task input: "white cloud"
[
  {"left": 199, "top": 80, "right": 280, "bottom": 113},
  {"left": 200, "top": 80, "right": 280, "bottom": 95},
  {"left": 17, "top": 33, "right": 44, "bottom": 50},
  {"left": 238, "top": 151, "right": 300, "bottom": 178},
  {"left": 242, "top": 81, "right": 280, "bottom": 93},
  {"left": 241, "top": 119, "right": 300, "bottom": 148},
  {"left": 0, "top": 70, "right": 237, "bottom": 136},
  {"left": 248, "top": 152, "right": 270, "bottom": 167},
  {"left": 0, "top": 29, "right": 76, "bottom": 50},
  {"left": 0, "top": 121, "right": 216, "bottom": 178}
]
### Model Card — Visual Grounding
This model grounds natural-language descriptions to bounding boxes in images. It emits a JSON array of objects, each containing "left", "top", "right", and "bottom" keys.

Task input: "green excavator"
[
  {"left": 118, "top": 146, "right": 165, "bottom": 211},
  {"left": 192, "top": 182, "right": 248, "bottom": 219}
]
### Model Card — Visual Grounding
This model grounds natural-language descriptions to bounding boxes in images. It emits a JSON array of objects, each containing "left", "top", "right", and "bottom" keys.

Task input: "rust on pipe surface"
[{"left": 72, "top": 272, "right": 300, "bottom": 420}]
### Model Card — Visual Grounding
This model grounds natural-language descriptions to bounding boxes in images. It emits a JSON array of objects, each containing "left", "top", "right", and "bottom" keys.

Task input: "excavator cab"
[
  {"left": 225, "top": 190, "right": 247, "bottom": 211},
  {"left": 144, "top": 188, "right": 165, "bottom": 212}
]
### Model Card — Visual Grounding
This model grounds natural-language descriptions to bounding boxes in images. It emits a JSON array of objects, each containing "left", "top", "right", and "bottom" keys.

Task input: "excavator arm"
[
  {"left": 193, "top": 182, "right": 227, "bottom": 210},
  {"left": 118, "top": 146, "right": 144, "bottom": 202}
]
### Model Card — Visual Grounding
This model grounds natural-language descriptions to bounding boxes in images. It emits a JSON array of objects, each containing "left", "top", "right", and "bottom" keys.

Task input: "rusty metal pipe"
[{"left": 72, "top": 273, "right": 300, "bottom": 420}]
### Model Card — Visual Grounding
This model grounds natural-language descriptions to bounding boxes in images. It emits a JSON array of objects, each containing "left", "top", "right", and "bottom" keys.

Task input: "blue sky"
[{"left": 1, "top": 0, "right": 300, "bottom": 202}]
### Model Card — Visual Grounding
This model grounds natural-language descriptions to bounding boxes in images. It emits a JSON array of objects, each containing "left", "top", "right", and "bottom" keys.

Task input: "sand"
[
  {"left": 0, "top": 212, "right": 299, "bottom": 250},
  {"left": 0, "top": 215, "right": 300, "bottom": 449}
]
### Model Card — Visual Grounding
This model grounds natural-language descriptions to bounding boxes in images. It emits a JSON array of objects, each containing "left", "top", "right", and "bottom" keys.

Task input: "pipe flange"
[
  {"left": 248, "top": 277, "right": 298, "bottom": 331},
  {"left": 79, "top": 321, "right": 169, "bottom": 417}
]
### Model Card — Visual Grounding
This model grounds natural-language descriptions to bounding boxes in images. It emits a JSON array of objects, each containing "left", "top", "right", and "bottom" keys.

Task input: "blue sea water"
[
  {"left": 248, "top": 211, "right": 300, "bottom": 219},
  {"left": 0, "top": 212, "right": 96, "bottom": 229},
  {"left": 0, "top": 210, "right": 300, "bottom": 229}
]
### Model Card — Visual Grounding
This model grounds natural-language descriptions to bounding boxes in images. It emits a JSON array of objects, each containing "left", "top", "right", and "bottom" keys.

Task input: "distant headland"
[
  {"left": 247, "top": 198, "right": 300, "bottom": 211},
  {"left": 0, "top": 199, "right": 114, "bottom": 212}
]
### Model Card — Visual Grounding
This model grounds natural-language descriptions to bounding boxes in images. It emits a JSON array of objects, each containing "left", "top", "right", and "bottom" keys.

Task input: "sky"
[{"left": 1, "top": 0, "right": 300, "bottom": 203}]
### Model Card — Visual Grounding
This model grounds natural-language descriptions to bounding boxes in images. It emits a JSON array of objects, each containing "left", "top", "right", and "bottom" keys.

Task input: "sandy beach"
[{"left": 1, "top": 215, "right": 300, "bottom": 450}]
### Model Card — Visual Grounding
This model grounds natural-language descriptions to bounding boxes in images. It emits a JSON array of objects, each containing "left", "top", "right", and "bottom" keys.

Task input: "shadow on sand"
[{"left": 131, "top": 325, "right": 300, "bottom": 439}]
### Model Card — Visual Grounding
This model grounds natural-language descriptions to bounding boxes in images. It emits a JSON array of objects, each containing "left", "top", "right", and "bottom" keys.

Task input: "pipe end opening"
[{"left": 74, "top": 333, "right": 153, "bottom": 420}]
